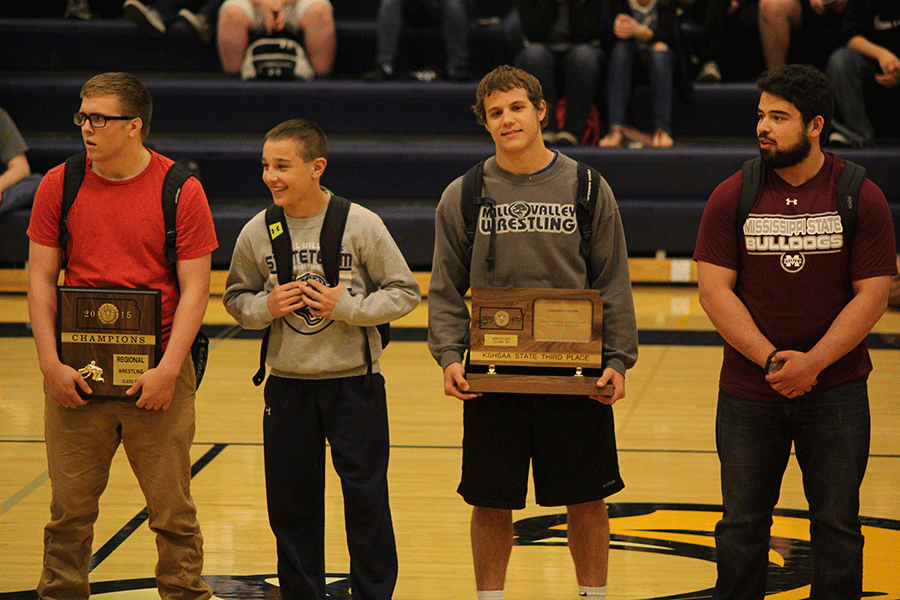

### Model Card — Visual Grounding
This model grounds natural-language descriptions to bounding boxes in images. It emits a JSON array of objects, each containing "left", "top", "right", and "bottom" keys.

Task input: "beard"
[{"left": 759, "top": 132, "right": 812, "bottom": 169}]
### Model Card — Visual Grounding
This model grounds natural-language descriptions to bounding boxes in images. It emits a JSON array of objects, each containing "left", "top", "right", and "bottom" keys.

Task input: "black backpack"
[
  {"left": 252, "top": 196, "right": 389, "bottom": 386},
  {"left": 59, "top": 152, "right": 209, "bottom": 388},
  {"left": 737, "top": 157, "right": 866, "bottom": 248},
  {"left": 460, "top": 159, "right": 602, "bottom": 278}
]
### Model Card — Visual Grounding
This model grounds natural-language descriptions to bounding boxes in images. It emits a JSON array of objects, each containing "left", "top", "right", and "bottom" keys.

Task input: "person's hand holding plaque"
[
  {"left": 43, "top": 359, "right": 92, "bottom": 408},
  {"left": 130, "top": 362, "right": 180, "bottom": 411},
  {"left": 443, "top": 362, "right": 483, "bottom": 400},
  {"left": 592, "top": 367, "right": 625, "bottom": 405}
]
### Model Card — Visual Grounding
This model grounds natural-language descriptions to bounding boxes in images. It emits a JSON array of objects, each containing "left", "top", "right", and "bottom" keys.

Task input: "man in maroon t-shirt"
[{"left": 694, "top": 64, "right": 896, "bottom": 600}]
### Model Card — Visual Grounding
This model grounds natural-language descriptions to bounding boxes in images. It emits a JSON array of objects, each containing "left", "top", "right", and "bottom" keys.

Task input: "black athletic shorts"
[{"left": 457, "top": 392, "right": 625, "bottom": 509}]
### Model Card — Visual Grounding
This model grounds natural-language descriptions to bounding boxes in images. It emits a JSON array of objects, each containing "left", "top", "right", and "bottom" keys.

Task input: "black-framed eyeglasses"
[{"left": 73, "top": 112, "right": 137, "bottom": 128}]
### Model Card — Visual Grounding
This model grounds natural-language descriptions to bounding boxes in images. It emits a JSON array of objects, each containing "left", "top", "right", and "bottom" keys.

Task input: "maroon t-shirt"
[{"left": 694, "top": 153, "right": 897, "bottom": 401}]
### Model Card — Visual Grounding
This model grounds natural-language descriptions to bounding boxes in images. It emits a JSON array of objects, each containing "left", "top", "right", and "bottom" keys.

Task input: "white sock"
[
  {"left": 477, "top": 591, "right": 504, "bottom": 600},
  {"left": 579, "top": 585, "right": 607, "bottom": 599}
]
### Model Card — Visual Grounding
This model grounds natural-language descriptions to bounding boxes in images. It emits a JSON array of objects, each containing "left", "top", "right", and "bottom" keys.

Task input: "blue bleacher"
[{"left": 0, "top": 14, "right": 897, "bottom": 271}]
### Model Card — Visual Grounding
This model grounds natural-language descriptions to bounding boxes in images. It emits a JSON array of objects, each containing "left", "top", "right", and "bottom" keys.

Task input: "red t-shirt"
[
  {"left": 28, "top": 150, "right": 219, "bottom": 347},
  {"left": 694, "top": 153, "right": 897, "bottom": 401}
]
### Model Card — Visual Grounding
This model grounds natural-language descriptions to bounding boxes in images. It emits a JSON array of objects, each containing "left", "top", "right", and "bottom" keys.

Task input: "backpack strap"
[
  {"left": 319, "top": 195, "right": 351, "bottom": 286},
  {"left": 462, "top": 160, "right": 487, "bottom": 248},
  {"left": 737, "top": 157, "right": 763, "bottom": 233},
  {"left": 318, "top": 195, "right": 387, "bottom": 385},
  {"left": 253, "top": 204, "right": 295, "bottom": 386},
  {"left": 59, "top": 152, "right": 87, "bottom": 258},
  {"left": 575, "top": 162, "right": 600, "bottom": 280},
  {"left": 835, "top": 159, "right": 865, "bottom": 249},
  {"left": 161, "top": 161, "right": 195, "bottom": 263}
]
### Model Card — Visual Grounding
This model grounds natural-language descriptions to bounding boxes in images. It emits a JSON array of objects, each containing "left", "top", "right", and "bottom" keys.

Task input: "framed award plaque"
[
  {"left": 56, "top": 287, "right": 162, "bottom": 398},
  {"left": 466, "top": 287, "right": 612, "bottom": 396}
]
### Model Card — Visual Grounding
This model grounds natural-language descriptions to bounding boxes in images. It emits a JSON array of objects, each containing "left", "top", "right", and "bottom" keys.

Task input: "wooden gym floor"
[{"left": 1, "top": 270, "right": 899, "bottom": 600}]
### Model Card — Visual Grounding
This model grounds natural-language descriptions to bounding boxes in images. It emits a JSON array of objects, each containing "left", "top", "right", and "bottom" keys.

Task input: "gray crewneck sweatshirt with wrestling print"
[
  {"left": 224, "top": 199, "right": 420, "bottom": 380},
  {"left": 428, "top": 153, "right": 638, "bottom": 375}
]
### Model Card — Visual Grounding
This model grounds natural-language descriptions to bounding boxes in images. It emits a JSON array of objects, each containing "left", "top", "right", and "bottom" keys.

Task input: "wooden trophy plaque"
[
  {"left": 57, "top": 287, "right": 162, "bottom": 398},
  {"left": 467, "top": 287, "right": 612, "bottom": 396}
]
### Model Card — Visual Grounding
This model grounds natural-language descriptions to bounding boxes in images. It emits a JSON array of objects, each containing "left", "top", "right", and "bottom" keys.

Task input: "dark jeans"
[
  {"left": 826, "top": 46, "right": 885, "bottom": 146},
  {"left": 375, "top": 0, "right": 471, "bottom": 71},
  {"left": 606, "top": 39, "right": 674, "bottom": 133},
  {"left": 714, "top": 379, "right": 870, "bottom": 600},
  {"left": 514, "top": 42, "right": 604, "bottom": 138}
]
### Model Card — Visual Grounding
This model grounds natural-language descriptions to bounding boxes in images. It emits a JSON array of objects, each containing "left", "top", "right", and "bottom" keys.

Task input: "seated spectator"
[
  {"left": 600, "top": 0, "right": 679, "bottom": 148},
  {"left": 513, "top": 0, "right": 606, "bottom": 145},
  {"left": 218, "top": 0, "right": 336, "bottom": 78},
  {"left": 124, "top": 0, "right": 220, "bottom": 44},
  {"left": 691, "top": 0, "right": 763, "bottom": 82},
  {"left": 363, "top": 0, "right": 474, "bottom": 81},
  {"left": 758, "top": 0, "right": 847, "bottom": 70},
  {"left": 0, "top": 108, "right": 42, "bottom": 217},
  {"left": 825, "top": 0, "right": 900, "bottom": 147}
]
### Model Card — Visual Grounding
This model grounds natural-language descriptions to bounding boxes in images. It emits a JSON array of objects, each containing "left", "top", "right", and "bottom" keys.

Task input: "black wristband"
[{"left": 764, "top": 350, "right": 778, "bottom": 373}]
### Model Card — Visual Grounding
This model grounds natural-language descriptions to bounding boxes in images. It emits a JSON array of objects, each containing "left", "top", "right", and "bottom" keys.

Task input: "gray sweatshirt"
[
  {"left": 224, "top": 200, "right": 421, "bottom": 379},
  {"left": 428, "top": 153, "right": 638, "bottom": 375}
]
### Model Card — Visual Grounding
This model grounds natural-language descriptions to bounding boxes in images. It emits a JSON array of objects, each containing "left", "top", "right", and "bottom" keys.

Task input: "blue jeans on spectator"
[
  {"left": 826, "top": 46, "right": 881, "bottom": 146},
  {"left": 515, "top": 42, "right": 604, "bottom": 139},
  {"left": 375, "top": 0, "right": 470, "bottom": 71},
  {"left": 0, "top": 173, "right": 42, "bottom": 216},
  {"left": 606, "top": 39, "right": 674, "bottom": 133},
  {"left": 714, "top": 379, "right": 870, "bottom": 600}
]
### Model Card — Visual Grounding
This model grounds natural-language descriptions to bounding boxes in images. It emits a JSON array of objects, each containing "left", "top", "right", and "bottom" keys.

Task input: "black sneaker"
[
  {"left": 124, "top": 0, "right": 166, "bottom": 37},
  {"left": 447, "top": 67, "right": 474, "bottom": 82},
  {"left": 178, "top": 8, "right": 212, "bottom": 44},
  {"left": 696, "top": 60, "right": 722, "bottom": 83},
  {"left": 64, "top": 0, "right": 93, "bottom": 19},
  {"left": 363, "top": 65, "right": 394, "bottom": 81}
]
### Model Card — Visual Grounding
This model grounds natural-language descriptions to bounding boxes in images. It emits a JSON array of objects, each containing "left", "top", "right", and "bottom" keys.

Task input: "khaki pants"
[{"left": 38, "top": 357, "right": 212, "bottom": 600}]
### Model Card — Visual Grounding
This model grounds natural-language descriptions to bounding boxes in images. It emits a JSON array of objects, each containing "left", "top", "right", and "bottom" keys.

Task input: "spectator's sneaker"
[
  {"left": 828, "top": 120, "right": 868, "bottom": 148},
  {"left": 413, "top": 69, "right": 438, "bottom": 82},
  {"left": 124, "top": 0, "right": 166, "bottom": 37},
  {"left": 64, "top": 0, "right": 93, "bottom": 19},
  {"left": 696, "top": 60, "right": 722, "bottom": 83},
  {"left": 447, "top": 67, "right": 474, "bottom": 82},
  {"left": 554, "top": 131, "right": 579, "bottom": 146},
  {"left": 363, "top": 64, "right": 394, "bottom": 81},
  {"left": 178, "top": 9, "right": 212, "bottom": 45},
  {"left": 827, "top": 130, "right": 855, "bottom": 148}
]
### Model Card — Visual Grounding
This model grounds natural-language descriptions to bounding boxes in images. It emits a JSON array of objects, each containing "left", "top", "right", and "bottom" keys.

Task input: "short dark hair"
[
  {"left": 757, "top": 64, "right": 835, "bottom": 133},
  {"left": 81, "top": 72, "right": 152, "bottom": 139},
  {"left": 265, "top": 119, "right": 328, "bottom": 162},
  {"left": 472, "top": 65, "right": 548, "bottom": 128}
]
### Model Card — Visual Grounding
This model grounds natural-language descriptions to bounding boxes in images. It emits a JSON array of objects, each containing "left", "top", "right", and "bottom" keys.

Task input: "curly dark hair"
[{"left": 757, "top": 64, "right": 835, "bottom": 134}]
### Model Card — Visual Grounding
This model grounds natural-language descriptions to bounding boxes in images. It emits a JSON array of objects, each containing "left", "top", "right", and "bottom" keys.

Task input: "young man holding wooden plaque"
[
  {"left": 26, "top": 72, "right": 217, "bottom": 600},
  {"left": 427, "top": 65, "right": 639, "bottom": 600}
]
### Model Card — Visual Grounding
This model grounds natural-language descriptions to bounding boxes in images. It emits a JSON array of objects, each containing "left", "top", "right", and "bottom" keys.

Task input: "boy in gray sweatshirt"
[
  {"left": 223, "top": 119, "right": 420, "bottom": 600},
  {"left": 428, "top": 66, "right": 638, "bottom": 600}
]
